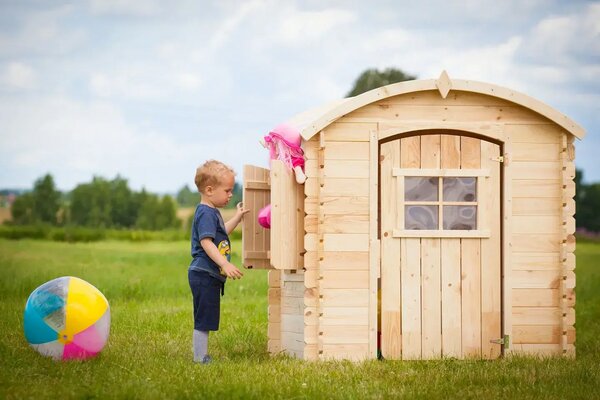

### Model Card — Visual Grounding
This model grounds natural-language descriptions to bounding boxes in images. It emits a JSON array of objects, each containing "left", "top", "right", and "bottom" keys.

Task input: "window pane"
[
  {"left": 405, "top": 177, "right": 438, "bottom": 201},
  {"left": 405, "top": 205, "right": 438, "bottom": 230},
  {"left": 443, "top": 177, "right": 477, "bottom": 202},
  {"left": 443, "top": 205, "right": 477, "bottom": 230}
]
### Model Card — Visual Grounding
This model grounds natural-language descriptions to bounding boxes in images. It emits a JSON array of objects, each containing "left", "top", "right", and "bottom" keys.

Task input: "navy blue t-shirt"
[{"left": 189, "top": 204, "right": 230, "bottom": 283}]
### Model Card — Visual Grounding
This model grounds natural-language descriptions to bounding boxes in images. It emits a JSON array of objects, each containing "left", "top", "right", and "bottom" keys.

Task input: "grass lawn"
[{"left": 1, "top": 239, "right": 599, "bottom": 399}]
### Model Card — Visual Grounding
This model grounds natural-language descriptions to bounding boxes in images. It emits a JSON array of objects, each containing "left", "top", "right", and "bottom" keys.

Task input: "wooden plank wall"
[
  {"left": 269, "top": 162, "right": 307, "bottom": 357},
  {"left": 280, "top": 270, "right": 305, "bottom": 358},
  {"left": 338, "top": 90, "right": 574, "bottom": 356},
  {"left": 342, "top": 91, "right": 555, "bottom": 125},
  {"left": 268, "top": 270, "right": 281, "bottom": 354},
  {"left": 508, "top": 125, "right": 576, "bottom": 356},
  {"left": 270, "top": 160, "right": 304, "bottom": 270},
  {"left": 304, "top": 122, "right": 376, "bottom": 360}
]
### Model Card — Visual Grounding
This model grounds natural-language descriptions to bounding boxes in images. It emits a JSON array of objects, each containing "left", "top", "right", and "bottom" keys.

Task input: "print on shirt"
[{"left": 217, "top": 240, "right": 231, "bottom": 276}]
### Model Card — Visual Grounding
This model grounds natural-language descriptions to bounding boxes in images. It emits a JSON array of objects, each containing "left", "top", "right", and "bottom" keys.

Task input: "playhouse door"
[{"left": 380, "top": 133, "right": 502, "bottom": 360}]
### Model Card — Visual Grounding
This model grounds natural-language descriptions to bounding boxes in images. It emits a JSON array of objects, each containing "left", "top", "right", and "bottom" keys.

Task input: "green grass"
[{"left": 1, "top": 239, "right": 600, "bottom": 399}]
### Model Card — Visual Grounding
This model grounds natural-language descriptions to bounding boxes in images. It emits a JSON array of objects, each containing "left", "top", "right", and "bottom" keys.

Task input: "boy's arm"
[
  {"left": 200, "top": 238, "right": 243, "bottom": 279},
  {"left": 225, "top": 202, "right": 250, "bottom": 234}
]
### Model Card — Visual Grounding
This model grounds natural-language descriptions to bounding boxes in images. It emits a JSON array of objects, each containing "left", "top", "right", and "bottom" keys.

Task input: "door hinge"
[
  {"left": 491, "top": 155, "right": 504, "bottom": 163},
  {"left": 490, "top": 335, "right": 510, "bottom": 347}
]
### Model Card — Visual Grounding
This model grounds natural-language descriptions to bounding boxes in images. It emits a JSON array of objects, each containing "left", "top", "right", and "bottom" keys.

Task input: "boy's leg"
[
  {"left": 193, "top": 329, "right": 209, "bottom": 362},
  {"left": 189, "top": 269, "right": 220, "bottom": 363}
]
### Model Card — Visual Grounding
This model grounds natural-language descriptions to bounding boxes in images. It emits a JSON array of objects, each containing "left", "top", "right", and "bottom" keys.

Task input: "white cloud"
[
  {"left": 175, "top": 72, "right": 203, "bottom": 91},
  {"left": 432, "top": 36, "right": 523, "bottom": 87},
  {"left": 0, "top": 96, "right": 181, "bottom": 191},
  {"left": 209, "top": 0, "right": 265, "bottom": 52},
  {"left": 89, "top": 73, "right": 112, "bottom": 97},
  {"left": 1, "top": 62, "right": 36, "bottom": 90},
  {"left": 0, "top": 92, "right": 269, "bottom": 192},
  {"left": 0, "top": 5, "right": 86, "bottom": 57},
  {"left": 370, "top": 28, "right": 414, "bottom": 50},
  {"left": 518, "top": 3, "right": 600, "bottom": 66},
  {"left": 276, "top": 7, "right": 357, "bottom": 45},
  {"left": 87, "top": 66, "right": 184, "bottom": 101},
  {"left": 89, "top": 0, "right": 164, "bottom": 16}
]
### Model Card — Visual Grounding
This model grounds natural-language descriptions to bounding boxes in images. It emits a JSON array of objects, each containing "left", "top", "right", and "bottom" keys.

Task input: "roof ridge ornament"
[{"left": 435, "top": 70, "right": 452, "bottom": 99}]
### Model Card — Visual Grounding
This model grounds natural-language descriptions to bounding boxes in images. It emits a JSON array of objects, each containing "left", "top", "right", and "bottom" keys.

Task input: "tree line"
[
  {"left": 10, "top": 169, "right": 598, "bottom": 234},
  {"left": 9, "top": 174, "right": 244, "bottom": 231},
  {"left": 575, "top": 170, "right": 600, "bottom": 234},
  {"left": 10, "top": 174, "right": 181, "bottom": 230}
]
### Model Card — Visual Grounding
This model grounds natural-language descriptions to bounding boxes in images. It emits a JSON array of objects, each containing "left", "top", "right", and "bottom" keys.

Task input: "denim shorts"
[{"left": 188, "top": 269, "right": 223, "bottom": 331}]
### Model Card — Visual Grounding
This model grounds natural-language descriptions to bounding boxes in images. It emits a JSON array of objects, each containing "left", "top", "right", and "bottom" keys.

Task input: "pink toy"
[
  {"left": 258, "top": 123, "right": 307, "bottom": 230},
  {"left": 263, "top": 123, "right": 307, "bottom": 184},
  {"left": 258, "top": 204, "right": 271, "bottom": 229}
]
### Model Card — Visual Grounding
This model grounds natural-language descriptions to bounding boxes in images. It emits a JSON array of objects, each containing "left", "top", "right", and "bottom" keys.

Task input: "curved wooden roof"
[{"left": 290, "top": 72, "right": 585, "bottom": 141}]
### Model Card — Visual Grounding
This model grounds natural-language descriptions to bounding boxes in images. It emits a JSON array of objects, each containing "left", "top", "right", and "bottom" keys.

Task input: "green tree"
[
  {"left": 346, "top": 67, "right": 416, "bottom": 97},
  {"left": 176, "top": 185, "right": 199, "bottom": 207},
  {"left": 70, "top": 177, "right": 112, "bottom": 227},
  {"left": 10, "top": 193, "right": 35, "bottom": 224},
  {"left": 136, "top": 194, "right": 179, "bottom": 230},
  {"left": 10, "top": 174, "right": 61, "bottom": 225},
  {"left": 576, "top": 169, "right": 600, "bottom": 232},
  {"left": 135, "top": 194, "right": 158, "bottom": 230},
  {"left": 110, "top": 176, "right": 136, "bottom": 227},
  {"left": 157, "top": 195, "right": 180, "bottom": 229},
  {"left": 31, "top": 174, "right": 61, "bottom": 224}
]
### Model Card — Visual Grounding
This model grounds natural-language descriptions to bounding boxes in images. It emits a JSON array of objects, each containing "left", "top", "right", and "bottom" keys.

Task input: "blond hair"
[{"left": 194, "top": 160, "right": 236, "bottom": 193}]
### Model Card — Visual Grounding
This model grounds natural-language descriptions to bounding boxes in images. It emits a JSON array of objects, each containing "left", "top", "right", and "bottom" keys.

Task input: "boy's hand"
[
  {"left": 222, "top": 262, "right": 243, "bottom": 280},
  {"left": 235, "top": 202, "right": 250, "bottom": 219}
]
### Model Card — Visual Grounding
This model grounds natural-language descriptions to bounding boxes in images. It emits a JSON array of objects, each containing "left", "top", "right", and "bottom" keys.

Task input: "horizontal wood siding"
[
  {"left": 304, "top": 122, "right": 375, "bottom": 361},
  {"left": 280, "top": 271, "right": 305, "bottom": 358},
  {"left": 507, "top": 124, "right": 572, "bottom": 355},
  {"left": 267, "top": 270, "right": 281, "bottom": 354}
]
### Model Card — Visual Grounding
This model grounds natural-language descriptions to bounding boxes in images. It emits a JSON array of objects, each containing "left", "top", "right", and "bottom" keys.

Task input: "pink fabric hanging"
[{"left": 263, "top": 123, "right": 305, "bottom": 172}]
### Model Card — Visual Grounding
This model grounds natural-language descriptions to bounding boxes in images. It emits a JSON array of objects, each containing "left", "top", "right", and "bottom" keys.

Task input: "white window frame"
[{"left": 392, "top": 168, "right": 491, "bottom": 238}]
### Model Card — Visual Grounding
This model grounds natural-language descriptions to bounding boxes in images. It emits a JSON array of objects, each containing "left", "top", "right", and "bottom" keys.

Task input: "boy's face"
[{"left": 207, "top": 172, "right": 235, "bottom": 208}]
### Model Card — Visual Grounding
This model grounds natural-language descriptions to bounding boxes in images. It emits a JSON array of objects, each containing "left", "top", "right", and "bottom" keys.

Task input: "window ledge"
[{"left": 392, "top": 229, "right": 491, "bottom": 238}]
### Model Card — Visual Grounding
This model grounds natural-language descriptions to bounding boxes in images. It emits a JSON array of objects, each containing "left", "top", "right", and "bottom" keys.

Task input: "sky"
[{"left": 0, "top": 0, "right": 599, "bottom": 193}]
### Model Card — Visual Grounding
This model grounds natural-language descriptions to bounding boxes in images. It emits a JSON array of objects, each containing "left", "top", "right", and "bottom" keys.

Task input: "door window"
[
  {"left": 403, "top": 176, "right": 478, "bottom": 230},
  {"left": 392, "top": 168, "right": 490, "bottom": 238}
]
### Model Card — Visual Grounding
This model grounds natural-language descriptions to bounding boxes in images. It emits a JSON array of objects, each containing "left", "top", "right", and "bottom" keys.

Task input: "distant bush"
[
  {"left": 0, "top": 225, "right": 191, "bottom": 243},
  {"left": 0, "top": 225, "right": 48, "bottom": 240},
  {"left": 576, "top": 228, "right": 600, "bottom": 244}
]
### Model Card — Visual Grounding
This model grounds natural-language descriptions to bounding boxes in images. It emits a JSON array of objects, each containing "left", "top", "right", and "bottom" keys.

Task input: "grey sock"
[{"left": 193, "top": 329, "right": 209, "bottom": 362}]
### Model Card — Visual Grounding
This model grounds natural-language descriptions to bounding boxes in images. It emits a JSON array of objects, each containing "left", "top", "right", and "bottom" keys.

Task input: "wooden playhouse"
[{"left": 242, "top": 71, "right": 583, "bottom": 361}]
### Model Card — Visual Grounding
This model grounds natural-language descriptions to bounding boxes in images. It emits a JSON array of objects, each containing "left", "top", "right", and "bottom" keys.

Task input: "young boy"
[{"left": 188, "top": 160, "right": 248, "bottom": 364}]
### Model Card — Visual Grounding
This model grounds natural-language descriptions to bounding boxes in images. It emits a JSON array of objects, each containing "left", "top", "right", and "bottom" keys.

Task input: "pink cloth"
[
  {"left": 264, "top": 124, "right": 305, "bottom": 172},
  {"left": 258, "top": 204, "right": 271, "bottom": 229},
  {"left": 258, "top": 124, "right": 305, "bottom": 230}
]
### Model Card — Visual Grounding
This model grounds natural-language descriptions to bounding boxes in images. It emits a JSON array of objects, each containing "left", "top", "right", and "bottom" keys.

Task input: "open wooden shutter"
[
  {"left": 242, "top": 165, "right": 271, "bottom": 269},
  {"left": 270, "top": 160, "right": 304, "bottom": 270}
]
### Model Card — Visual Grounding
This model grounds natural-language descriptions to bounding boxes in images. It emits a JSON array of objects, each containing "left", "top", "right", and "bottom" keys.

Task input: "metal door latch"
[{"left": 490, "top": 335, "right": 510, "bottom": 347}]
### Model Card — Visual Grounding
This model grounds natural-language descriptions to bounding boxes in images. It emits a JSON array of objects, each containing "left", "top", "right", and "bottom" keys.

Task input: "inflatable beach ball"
[{"left": 24, "top": 276, "right": 110, "bottom": 360}]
